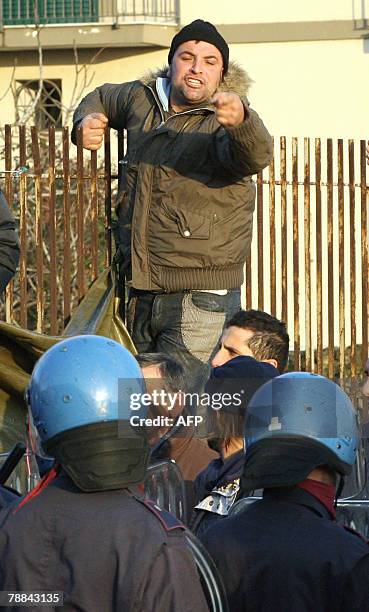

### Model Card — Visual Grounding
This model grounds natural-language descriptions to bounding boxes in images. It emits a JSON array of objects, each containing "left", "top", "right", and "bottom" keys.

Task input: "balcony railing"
[{"left": 1, "top": 1, "right": 179, "bottom": 26}]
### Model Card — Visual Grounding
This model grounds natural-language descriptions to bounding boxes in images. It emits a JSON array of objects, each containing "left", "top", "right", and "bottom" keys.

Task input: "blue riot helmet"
[
  {"left": 242, "top": 372, "right": 359, "bottom": 491},
  {"left": 26, "top": 335, "right": 149, "bottom": 492}
]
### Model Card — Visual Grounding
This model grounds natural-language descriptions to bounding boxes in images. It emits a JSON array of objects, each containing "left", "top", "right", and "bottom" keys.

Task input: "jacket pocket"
[{"left": 162, "top": 203, "right": 211, "bottom": 240}]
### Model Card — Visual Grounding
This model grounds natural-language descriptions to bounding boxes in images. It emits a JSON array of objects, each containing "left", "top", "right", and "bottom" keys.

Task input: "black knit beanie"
[{"left": 168, "top": 19, "right": 229, "bottom": 74}]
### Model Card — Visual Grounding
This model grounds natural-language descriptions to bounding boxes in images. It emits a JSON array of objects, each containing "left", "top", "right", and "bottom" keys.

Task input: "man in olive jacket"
[
  {"left": 0, "top": 190, "right": 19, "bottom": 294},
  {"left": 72, "top": 19, "right": 272, "bottom": 390}
]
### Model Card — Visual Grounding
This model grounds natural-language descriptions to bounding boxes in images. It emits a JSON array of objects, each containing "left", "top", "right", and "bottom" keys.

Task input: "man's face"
[
  {"left": 211, "top": 326, "right": 256, "bottom": 367},
  {"left": 141, "top": 364, "right": 166, "bottom": 419},
  {"left": 169, "top": 40, "right": 223, "bottom": 109},
  {"left": 141, "top": 364, "right": 183, "bottom": 420},
  {"left": 362, "top": 359, "right": 369, "bottom": 398}
]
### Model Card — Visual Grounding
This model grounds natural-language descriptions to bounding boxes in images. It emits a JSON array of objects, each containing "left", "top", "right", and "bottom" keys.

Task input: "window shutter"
[{"left": 3, "top": 1, "right": 99, "bottom": 25}]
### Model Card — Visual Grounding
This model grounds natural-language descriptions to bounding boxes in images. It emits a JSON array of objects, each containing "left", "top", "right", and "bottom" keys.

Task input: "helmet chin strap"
[{"left": 334, "top": 475, "right": 345, "bottom": 508}]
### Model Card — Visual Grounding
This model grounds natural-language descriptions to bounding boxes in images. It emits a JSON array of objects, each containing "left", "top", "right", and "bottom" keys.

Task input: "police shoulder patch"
[{"left": 141, "top": 499, "right": 186, "bottom": 532}]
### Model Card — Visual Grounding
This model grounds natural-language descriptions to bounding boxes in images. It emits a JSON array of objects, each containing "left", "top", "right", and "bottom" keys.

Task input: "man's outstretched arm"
[
  {"left": 71, "top": 81, "right": 137, "bottom": 149},
  {"left": 212, "top": 92, "right": 273, "bottom": 178}
]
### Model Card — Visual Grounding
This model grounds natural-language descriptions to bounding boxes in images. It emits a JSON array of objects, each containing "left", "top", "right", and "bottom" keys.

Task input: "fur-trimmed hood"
[{"left": 141, "top": 60, "right": 253, "bottom": 98}]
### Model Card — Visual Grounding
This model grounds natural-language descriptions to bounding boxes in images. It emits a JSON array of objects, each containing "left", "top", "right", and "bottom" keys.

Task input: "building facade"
[{"left": 0, "top": 1, "right": 368, "bottom": 138}]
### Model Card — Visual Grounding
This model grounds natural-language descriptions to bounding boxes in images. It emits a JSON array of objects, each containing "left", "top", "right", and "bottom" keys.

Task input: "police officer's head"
[
  {"left": 26, "top": 335, "right": 149, "bottom": 492},
  {"left": 242, "top": 372, "right": 359, "bottom": 492}
]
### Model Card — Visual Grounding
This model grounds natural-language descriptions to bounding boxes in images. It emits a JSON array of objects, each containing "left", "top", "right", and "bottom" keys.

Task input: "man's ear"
[
  {"left": 262, "top": 358, "right": 279, "bottom": 371},
  {"left": 167, "top": 65, "right": 171, "bottom": 78}
]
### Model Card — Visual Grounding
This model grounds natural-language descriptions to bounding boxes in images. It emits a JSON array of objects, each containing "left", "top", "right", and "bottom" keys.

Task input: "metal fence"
[
  {"left": 0, "top": 126, "right": 368, "bottom": 380},
  {"left": 245, "top": 136, "right": 368, "bottom": 380},
  {"left": 0, "top": 124, "right": 119, "bottom": 334}
]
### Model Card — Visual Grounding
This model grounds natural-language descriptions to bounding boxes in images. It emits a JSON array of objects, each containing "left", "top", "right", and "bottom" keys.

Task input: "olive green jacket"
[
  {"left": 0, "top": 190, "right": 19, "bottom": 280},
  {"left": 72, "top": 63, "right": 272, "bottom": 291}
]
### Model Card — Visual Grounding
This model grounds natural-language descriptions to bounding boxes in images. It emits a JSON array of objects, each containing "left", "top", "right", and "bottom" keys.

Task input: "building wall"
[
  {"left": 233, "top": 38, "right": 368, "bottom": 140},
  {"left": 1, "top": 34, "right": 367, "bottom": 141},
  {"left": 180, "top": 0, "right": 363, "bottom": 24}
]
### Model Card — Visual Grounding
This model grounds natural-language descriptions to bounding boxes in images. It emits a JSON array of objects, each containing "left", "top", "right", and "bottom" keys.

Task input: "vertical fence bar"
[
  {"left": 280, "top": 136, "right": 287, "bottom": 324},
  {"left": 90, "top": 150, "right": 98, "bottom": 281},
  {"left": 304, "top": 138, "right": 311, "bottom": 371},
  {"left": 269, "top": 142, "right": 276, "bottom": 316},
  {"left": 118, "top": 130, "right": 125, "bottom": 183},
  {"left": 76, "top": 128, "right": 85, "bottom": 300},
  {"left": 292, "top": 137, "right": 300, "bottom": 369},
  {"left": 18, "top": 125, "right": 27, "bottom": 328},
  {"left": 31, "top": 127, "right": 44, "bottom": 332},
  {"left": 62, "top": 127, "right": 71, "bottom": 324},
  {"left": 361, "top": 140, "right": 368, "bottom": 367},
  {"left": 315, "top": 138, "right": 323, "bottom": 374},
  {"left": 327, "top": 139, "right": 334, "bottom": 378},
  {"left": 4, "top": 126, "right": 12, "bottom": 221},
  {"left": 62, "top": 127, "right": 71, "bottom": 325},
  {"left": 257, "top": 169, "right": 264, "bottom": 310},
  {"left": 104, "top": 128, "right": 112, "bottom": 268},
  {"left": 349, "top": 140, "right": 356, "bottom": 378},
  {"left": 48, "top": 126, "right": 57, "bottom": 334},
  {"left": 116, "top": 130, "right": 126, "bottom": 316},
  {"left": 338, "top": 139, "right": 345, "bottom": 379},
  {"left": 4, "top": 125, "right": 14, "bottom": 323},
  {"left": 245, "top": 253, "right": 252, "bottom": 309}
]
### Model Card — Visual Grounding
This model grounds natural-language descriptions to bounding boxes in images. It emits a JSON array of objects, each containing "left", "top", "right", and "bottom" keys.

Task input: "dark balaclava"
[
  {"left": 168, "top": 19, "right": 229, "bottom": 74},
  {"left": 205, "top": 356, "right": 279, "bottom": 446}
]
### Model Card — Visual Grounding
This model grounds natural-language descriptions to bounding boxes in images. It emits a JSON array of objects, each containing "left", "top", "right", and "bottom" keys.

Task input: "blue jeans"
[{"left": 127, "top": 289, "right": 241, "bottom": 393}]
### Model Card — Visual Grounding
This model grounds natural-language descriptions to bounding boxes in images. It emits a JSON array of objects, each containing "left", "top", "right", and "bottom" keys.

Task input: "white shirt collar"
[{"left": 156, "top": 77, "right": 171, "bottom": 112}]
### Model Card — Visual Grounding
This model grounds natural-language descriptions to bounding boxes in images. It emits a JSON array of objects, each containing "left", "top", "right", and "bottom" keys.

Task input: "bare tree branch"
[
  {"left": 17, "top": 20, "right": 44, "bottom": 124},
  {"left": 64, "top": 44, "right": 106, "bottom": 124}
]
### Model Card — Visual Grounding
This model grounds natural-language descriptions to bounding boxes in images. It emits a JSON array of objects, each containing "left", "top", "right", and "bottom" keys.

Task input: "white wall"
[
  {"left": 230, "top": 38, "right": 369, "bottom": 140},
  {"left": 2, "top": 36, "right": 367, "bottom": 141},
  {"left": 180, "top": 0, "right": 360, "bottom": 25}
]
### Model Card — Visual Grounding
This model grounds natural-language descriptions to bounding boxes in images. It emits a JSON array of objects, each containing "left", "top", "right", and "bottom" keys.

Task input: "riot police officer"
[
  {"left": 0, "top": 335, "right": 209, "bottom": 611},
  {"left": 201, "top": 372, "right": 369, "bottom": 612}
]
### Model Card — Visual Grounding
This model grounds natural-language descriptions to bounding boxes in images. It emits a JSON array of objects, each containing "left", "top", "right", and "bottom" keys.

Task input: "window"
[{"left": 15, "top": 79, "right": 63, "bottom": 129}]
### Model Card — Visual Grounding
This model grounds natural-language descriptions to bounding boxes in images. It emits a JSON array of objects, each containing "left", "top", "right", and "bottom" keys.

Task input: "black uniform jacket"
[
  {"left": 0, "top": 471, "right": 209, "bottom": 612},
  {"left": 201, "top": 486, "right": 369, "bottom": 612},
  {"left": 0, "top": 485, "right": 21, "bottom": 511}
]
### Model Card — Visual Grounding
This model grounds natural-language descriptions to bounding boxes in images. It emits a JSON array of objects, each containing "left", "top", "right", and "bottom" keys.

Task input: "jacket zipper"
[
  {"left": 141, "top": 84, "right": 214, "bottom": 289},
  {"left": 145, "top": 84, "right": 214, "bottom": 129}
]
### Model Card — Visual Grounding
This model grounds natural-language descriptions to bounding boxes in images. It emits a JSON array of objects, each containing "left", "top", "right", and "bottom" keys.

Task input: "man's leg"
[
  {"left": 126, "top": 290, "right": 157, "bottom": 353},
  {"left": 153, "top": 290, "right": 241, "bottom": 393}
]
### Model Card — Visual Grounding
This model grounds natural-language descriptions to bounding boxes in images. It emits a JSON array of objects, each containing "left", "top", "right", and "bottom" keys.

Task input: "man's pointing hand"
[
  {"left": 211, "top": 92, "right": 247, "bottom": 127},
  {"left": 81, "top": 112, "right": 108, "bottom": 150}
]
